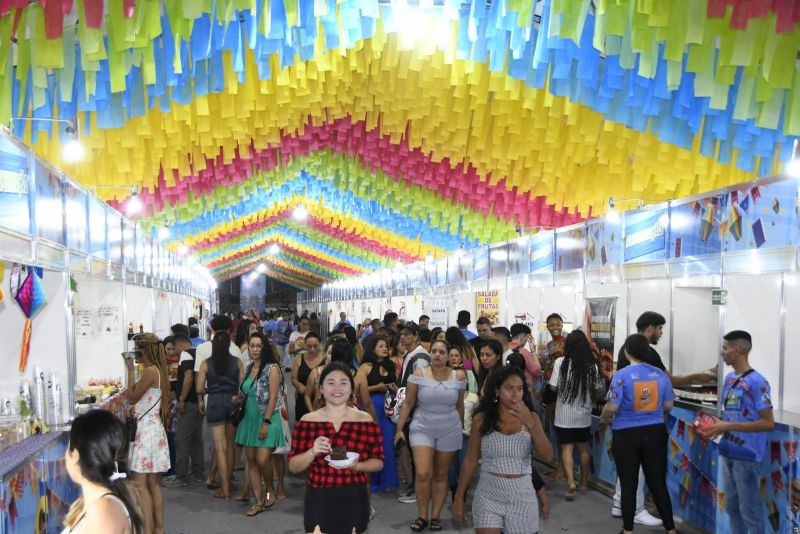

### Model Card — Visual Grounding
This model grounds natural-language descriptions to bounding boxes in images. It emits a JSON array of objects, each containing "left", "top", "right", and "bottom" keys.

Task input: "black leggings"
[{"left": 611, "top": 424, "right": 675, "bottom": 531}]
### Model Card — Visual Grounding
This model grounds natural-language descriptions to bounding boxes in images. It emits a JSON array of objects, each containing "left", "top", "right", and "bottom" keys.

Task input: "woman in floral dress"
[{"left": 126, "top": 333, "right": 171, "bottom": 534}]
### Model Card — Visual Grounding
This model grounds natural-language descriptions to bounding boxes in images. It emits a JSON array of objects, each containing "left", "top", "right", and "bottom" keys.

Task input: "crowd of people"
[{"left": 63, "top": 307, "right": 781, "bottom": 534}]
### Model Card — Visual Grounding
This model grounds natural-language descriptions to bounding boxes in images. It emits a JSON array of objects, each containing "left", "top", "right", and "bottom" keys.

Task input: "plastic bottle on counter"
[
  {"left": 48, "top": 373, "right": 63, "bottom": 426},
  {"left": 19, "top": 380, "right": 32, "bottom": 416},
  {"left": 33, "top": 365, "right": 48, "bottom": 422}
]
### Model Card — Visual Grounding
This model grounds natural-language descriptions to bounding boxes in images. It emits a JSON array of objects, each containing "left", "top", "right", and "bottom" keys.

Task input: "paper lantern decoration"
[{"left": 14, "top": 268, "right": 47, "bottom": 373}]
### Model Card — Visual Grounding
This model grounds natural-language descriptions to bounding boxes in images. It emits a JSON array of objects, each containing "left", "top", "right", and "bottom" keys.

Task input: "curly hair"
[
  {"left": 558, "top": 330, "right": 600, "bottom": 405},
  {"left": 477, "top": 365, "right": 535, "bottom": 436}
]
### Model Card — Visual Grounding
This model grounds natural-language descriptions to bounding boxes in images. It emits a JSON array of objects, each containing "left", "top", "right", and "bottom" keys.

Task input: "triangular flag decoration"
[
  {"left": 730, "top": 205, "right": 743, "bottom": 241},
  {"left": 701, "top": 204, "right": 714, "bottom": 243}
]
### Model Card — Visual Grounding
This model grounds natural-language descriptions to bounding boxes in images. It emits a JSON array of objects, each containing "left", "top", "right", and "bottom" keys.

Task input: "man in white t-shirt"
[
  {"left": 193, "top": 315, "right": 243, "bottom": 373},
  {"left": 288, "top": 316, "right": 310, "bottom": 366},
  {"left": 398, "top": 322, "right": 431, "bottom": 388}
]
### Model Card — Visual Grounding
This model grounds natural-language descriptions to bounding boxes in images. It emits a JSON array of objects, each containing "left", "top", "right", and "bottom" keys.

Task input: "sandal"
[
  {"left": 235, "top": 495, "right": 250, "bottom": 502},
  {"left": 263, "top": 491, "right": 276, "bottom": 509},
  {"left": 245, "top": 502, "right": 265, "bottom": 517},
  {"left": 429, "top": 518, "right": 442, "bottom": 531},
  {"left": 410, "top": 517, "right": 428, "bottom": 531},
  {"left": 213, "top": 490, "right": 230, "bottom": 499},
  {"left": 205, "top": 482, "right": 221, "bottom": 490},
  {"left": 565, "top": 486, "right": 576, "bottom": 501}
]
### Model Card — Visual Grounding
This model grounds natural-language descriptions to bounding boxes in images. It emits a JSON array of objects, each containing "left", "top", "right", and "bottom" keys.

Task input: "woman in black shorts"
[
  {"left": 546, "top": 330, "right": 602, "bottom": 500},
  {"left": 289, "top": 362, "right": 384, "bottom": 534}
]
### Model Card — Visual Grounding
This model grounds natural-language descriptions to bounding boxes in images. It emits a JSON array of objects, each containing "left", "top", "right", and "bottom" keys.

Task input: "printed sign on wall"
[{"left": 476, "top": 290, "right": 502, "bottom": 325}]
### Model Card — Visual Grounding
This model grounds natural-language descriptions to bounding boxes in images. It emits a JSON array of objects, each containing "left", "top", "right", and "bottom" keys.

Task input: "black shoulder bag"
[
  {"left": 126, "top": 398, "right": 160, "bottom": 442},
  {"left": 230, "top": 366, "right": 257, "bottom": 426}
]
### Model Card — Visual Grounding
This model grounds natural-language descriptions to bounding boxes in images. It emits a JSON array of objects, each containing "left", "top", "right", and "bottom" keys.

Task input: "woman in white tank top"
[{"left": 63, "top": 410, "right": 143, "bottom": 534}]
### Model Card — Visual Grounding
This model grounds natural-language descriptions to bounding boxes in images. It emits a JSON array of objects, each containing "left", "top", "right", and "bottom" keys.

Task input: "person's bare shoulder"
[
  {"left": 83, "top": 498, "right": 130, "bottom": 534},
  {"left": 349, "top": 408, "right": 374, "bottom": 422},
  {"left": 301, "top": 409, "right": 326, "bottom": 422}
]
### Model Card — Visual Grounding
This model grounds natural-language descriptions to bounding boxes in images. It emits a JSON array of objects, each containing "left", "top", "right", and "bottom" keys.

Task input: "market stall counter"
[
  {"left": 0, "top": 389, "right": 127, "bottom": 533},
  {"left": 576, "top": 400, "right": 799, "bottom": 533}
]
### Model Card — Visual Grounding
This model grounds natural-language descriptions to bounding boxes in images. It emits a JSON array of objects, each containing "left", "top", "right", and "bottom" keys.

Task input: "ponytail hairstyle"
[
  {"left": 211, "top": 330, "right": 233, "bottom": 377},
  {"left": 64, "top": 410, "right": 144, "bottom": 533},
  {"left": 133, "top": 333, "right": 170, "bottom": 422}
]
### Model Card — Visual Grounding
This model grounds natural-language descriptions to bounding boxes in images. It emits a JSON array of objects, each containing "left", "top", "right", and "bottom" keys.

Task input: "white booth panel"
[
  {"left": 74, "top": 278, "right": 125, "bottom": 385},
  {"left": 628, "top": 279, "right": 672, "bottom": 368},
  {"left": 403, "top": 294, "right": 424, "bottom": 324},
  {"left": 506, "top": 287, "right": 542, "bottom": 329},
  {"left": 783, "top": 273, "right": 800, "bottom": 413},
  {"left": 127, "top": 285, "right": 154, "bottom": 334},
  {"left": 167, "top": 292, "right": 184, "bottom": 327},
  {"left": 153, "top": 291, "right": 171, "bottom": 338},
  {"left": 724, "top": 274, "right": 782, "bottom": 407},
  {"left": 456, "top": 291, "right": 476, "bottom": 326},
  {"left": 672, "top": 287, "right": 719, "bottom": 376},
  {"left": 540, "top": 285, "right": 579, "bottom": 324},
  {"left": 585, "top": 282, "right": 628, "bottom": 359}
]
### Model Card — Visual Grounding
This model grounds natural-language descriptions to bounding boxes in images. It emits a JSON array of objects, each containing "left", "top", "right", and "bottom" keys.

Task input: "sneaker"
[
  {"left": 396, "top": 485, "right": 412, "bottom": 497},
  {"left": 369, "top": 506, "right": 376, "bottom": 520},
  {"left": 161, "top": 477, "right": 189, "bottom": 487},
  {"left": 634, "top": 509, "right": 663, "bottom": 527},
  {"left": 162, "top": 474, "right": 177, "bottom": 482},
  {"left": 398, "top": 489, "right": 417, "bottom": 503},
  {"left": 611, "top": 505, "right": 622, "bottom": 518}
]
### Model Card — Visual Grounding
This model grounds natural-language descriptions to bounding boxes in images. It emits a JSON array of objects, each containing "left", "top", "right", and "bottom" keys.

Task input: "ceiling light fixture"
[
  {"left": 126, "top": 185, "right": 143, "bottom": 215},
  {"left": 292, "top": 205, "right": 308, "bottom": 221}
]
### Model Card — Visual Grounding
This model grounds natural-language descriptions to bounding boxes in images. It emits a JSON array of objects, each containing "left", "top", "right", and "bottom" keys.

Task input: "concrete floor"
[{"left": 161, "top": 466, "right": 703, "bottom": 533}]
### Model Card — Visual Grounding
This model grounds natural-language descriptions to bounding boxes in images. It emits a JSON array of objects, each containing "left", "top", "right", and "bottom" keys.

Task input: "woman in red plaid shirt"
[{"left": 289, "top": 361, "right": 384, "bottom": 534}]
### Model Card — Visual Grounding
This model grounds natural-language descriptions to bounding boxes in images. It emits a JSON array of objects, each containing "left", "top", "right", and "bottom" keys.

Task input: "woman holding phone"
[{"left": 125, "top": 333, "right": 170, "bottom": 534}]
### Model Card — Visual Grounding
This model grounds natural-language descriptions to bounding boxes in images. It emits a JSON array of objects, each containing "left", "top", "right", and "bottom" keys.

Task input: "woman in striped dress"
[{"left": 546, "top": 330, "right": 602, "bottom": 500}]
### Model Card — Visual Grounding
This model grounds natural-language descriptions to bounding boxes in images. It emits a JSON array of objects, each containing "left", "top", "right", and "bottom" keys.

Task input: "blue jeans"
[{"left": 721, "top": 456, "right": 765, "bottom": 534}]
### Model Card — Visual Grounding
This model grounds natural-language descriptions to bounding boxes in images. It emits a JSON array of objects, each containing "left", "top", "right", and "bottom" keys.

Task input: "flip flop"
[
  {"left": 213, "top": 490, "right": 230, "bottom": 499},
  {"left": 245, "top": 503, "right": 265, "bottom": 517},
  {"left": 565, "top": 486, "right": 576, "bottom": 501},
  {"left": 206, "top": 482, "right": 221, "bottom": 490},
  {"left": 235, "top": 495, "right": 250, "bottom": 502}
]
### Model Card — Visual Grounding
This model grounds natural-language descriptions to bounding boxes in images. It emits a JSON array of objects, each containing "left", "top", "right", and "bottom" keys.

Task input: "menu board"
[
  {"left": 0, "top": 135, "right": 31, "bottom": 235},
  {"left": 35, "top": 162, "right": 64, "bottom": 244}
]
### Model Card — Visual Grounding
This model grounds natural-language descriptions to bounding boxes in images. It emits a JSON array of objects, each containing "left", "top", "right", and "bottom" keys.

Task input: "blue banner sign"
[{"left": 624, "top": 208, "right": 668, "bottom": 262}]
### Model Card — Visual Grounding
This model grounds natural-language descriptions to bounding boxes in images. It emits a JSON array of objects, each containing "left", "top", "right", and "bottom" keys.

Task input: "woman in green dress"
[{"left": 234, "top": 332, "right": 286, "bottom": 516}]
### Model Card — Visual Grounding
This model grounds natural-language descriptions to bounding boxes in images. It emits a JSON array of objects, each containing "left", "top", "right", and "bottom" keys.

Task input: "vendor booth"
[
  {"left": 0, "top": 130, "right": 215, "bottom": 533},
  {"left": 300, "top": 174, "right": 800, "bottom": 534}
]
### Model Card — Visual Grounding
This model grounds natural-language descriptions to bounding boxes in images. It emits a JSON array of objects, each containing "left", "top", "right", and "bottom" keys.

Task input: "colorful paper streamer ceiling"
[{"left": 4, "top": 0, "right": 799, "bottom": 287}]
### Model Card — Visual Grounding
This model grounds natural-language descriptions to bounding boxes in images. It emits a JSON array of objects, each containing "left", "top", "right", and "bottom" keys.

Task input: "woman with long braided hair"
[
  {"left": 125, "top": 333, "right": 171, "bottom": 534},
  {"left": 547, "top": 329, "right": 602, "bottom": 500}
]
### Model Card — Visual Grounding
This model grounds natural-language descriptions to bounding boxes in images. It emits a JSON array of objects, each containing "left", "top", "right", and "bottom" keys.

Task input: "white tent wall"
[
  {"left": 154, "top": 290, "right": 171, "bottom": 338},
  {"left": 0, "top": 266, "right": 70, "bottom": 424},
  {"left": 783, "top": 272, "right": 800, "bottom": 414},
  {"left": 671, "top": 285, "right": 718, "bottom": 376},
  {"left": 723, "top": 273, "right": 783, "bottom": 410},
  {"left": 73, "top": 278, "right": 125, "bottom": 386},
  {"left": 126, "top": 285, "right": 154, "bottom": 335}
]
